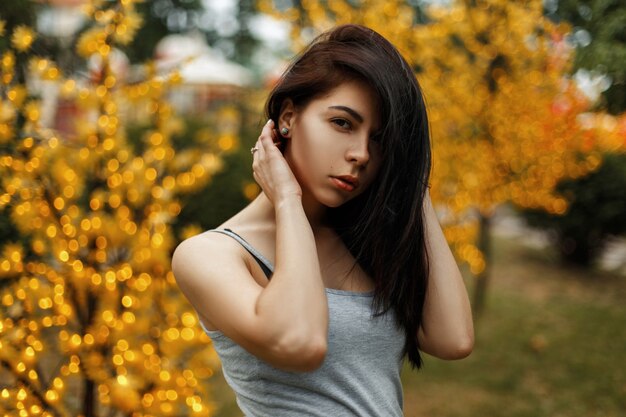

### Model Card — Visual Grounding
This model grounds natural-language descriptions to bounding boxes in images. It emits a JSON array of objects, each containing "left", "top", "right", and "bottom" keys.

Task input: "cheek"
[
  {"left": 283, "top": 133, "right": 317, "bottom": 187},
  {"left": 289, "top": 122, "right": 334, "bottom": 172}
]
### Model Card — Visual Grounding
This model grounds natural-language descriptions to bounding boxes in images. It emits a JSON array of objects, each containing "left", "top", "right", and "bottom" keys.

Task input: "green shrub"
[
  {"left": 126, "top": 110, "right": 257, "bottom": 238},
  {"left": 517, "top": 152, "right": 626, "bottom": 267}
]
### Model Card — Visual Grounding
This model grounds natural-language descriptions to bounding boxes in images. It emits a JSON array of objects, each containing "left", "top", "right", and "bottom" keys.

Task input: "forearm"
[
  {"left": 255, "top": 196, "right": 329, "bottom": 351},
  {"left": 418, "top": 192, "right": 474, "bottom": 358}
]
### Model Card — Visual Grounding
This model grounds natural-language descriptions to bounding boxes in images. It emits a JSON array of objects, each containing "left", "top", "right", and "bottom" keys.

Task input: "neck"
[
  {"left": 300, "top": 191, "right": 328, "bottom": 229},
  {"left": 252, "top": 191, "right": 328, "bottom": 231}
]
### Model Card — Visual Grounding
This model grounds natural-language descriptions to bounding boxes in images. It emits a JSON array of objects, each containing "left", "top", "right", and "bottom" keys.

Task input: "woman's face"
[{"left": 280, "top": 79, "right": 382, "bottom": 208}]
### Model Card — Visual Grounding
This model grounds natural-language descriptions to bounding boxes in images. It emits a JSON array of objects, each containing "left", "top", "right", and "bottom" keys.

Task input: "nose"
[{"left": 345, "top": 134, "right": 370, "bottom": 167}]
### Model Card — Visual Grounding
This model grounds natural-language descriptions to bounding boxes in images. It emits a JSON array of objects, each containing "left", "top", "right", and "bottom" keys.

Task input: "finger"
[
  {"left": 271, "top": 126, "right": 282, "bottom": 143},
  {"left": 259, "top": 120, "right": 276, "bottom": 148},
  {"left": 271, "top": 128, "right": 277, "bottom": 144},
  {"left": 251, "top": 138, "right": 261, "bottom": 159},
  {"left": 252, "top": 170, "right": 264, "bottom": 191},
  {"left": 255, "top": 136, "right": 266, "bottom": 160},
  {"left": 259, "top": 119, "right": 274, "bottom": 143},
  {"left": 260, "top": 119, "right": 281, "bottom": 148}
]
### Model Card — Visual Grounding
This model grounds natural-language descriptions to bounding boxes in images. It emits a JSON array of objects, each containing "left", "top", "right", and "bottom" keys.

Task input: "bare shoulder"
[
  {"left": 171, "top": 230, "right": 251, "bottom": 285},
  {"left": 171, "top": 230, "right": 269, "bottom": 338},
  {"left": 173, "top": 230, "right": 238, "bottom": 259}
]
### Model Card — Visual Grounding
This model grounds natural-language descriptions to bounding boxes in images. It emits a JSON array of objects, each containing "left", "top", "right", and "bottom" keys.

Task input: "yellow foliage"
[
  {"left": 181, "top": 224, "right": 203, "bottom": 239},
  {"left": 0, "top": 243, "right": 23, "bottom": 279},
  {"left": 0, "top": 1, "right": 228, "bottom": 415},
  {"left": 0, "top": 101, "right": 16, "bottom": 144},
  {"left": 243, "top": 181, "right": 261, "bottom": 201},
  {"left": 23, "top": 100, "right": 41, "bottom": 123},
  {"left": 261, "top": 0, "right": 625, "bottom": 274},
  {"left": 113, "top": 10, "right": 143, "bottom": 45},
  {"left": 11, "top": 26, "right": 36, "bottom": 52},
  {"left": 29, "top": 58, "right": 62, "bottom": 81},
  {"left": 76, "top": 27, "right": 107, "bottom": 58},
  {"left": 109, "top": 379, "right": 141, "bottom": 411}
]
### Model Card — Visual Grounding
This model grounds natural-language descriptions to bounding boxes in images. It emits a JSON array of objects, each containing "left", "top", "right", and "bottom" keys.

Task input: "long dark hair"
[{"left": 265, "top": 24, "right": 431, "bottom": 369}]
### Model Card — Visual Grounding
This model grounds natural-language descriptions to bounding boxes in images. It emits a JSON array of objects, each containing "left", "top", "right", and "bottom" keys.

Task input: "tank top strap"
[{"left": 207, "top": 229, "right": 274, "bottom": 279}]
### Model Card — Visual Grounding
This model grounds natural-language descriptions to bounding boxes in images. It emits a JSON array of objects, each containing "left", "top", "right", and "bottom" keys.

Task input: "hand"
[{"left": 252, "top": 120, "right": 302, "bottom": 206}]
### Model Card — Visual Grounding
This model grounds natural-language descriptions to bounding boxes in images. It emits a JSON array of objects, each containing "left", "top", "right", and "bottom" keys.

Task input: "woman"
[{"left": 172, "top": 24, "right": 473, "bottom": 416}]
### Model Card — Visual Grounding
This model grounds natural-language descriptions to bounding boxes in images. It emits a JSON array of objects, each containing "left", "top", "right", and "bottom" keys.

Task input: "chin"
[
  {"left": 323, "top": 200, "right": 346, "bottom": 209},
  {"left": 315, "top": 189, "right": 361, "bottom": 208}
]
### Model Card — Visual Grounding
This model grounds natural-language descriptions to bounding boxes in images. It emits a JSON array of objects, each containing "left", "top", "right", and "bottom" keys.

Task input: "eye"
[{"left": 331, "top": 118, "right": 352, "bottom": 130}]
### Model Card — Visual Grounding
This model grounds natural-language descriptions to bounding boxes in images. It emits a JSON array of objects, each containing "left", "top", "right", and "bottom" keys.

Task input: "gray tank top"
[{"left": 199, "top": 229, "right": 406, "bottom": 416}]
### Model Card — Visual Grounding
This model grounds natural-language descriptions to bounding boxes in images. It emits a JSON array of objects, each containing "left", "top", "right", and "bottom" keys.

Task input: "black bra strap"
[{"left": 208, "top": 229, "right": 274, "bottom": 279}]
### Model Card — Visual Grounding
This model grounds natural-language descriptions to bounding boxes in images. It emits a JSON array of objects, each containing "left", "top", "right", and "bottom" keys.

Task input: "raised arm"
[
  {"left": 172, "top": 120, "right": 329, "bottom": 372},
  {"left": 417, "top": 191, "right": 474, "bottom": 359}
]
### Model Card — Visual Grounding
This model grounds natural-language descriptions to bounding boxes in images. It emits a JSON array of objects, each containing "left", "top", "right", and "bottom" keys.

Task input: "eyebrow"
[{"left": 328, "top": 105, "right": 364, "bottom": 123}]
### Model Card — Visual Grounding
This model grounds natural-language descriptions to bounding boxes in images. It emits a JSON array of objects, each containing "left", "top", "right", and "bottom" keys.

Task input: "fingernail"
[{"left": 266, "top": 119, "right": 273, "bottom": 125}]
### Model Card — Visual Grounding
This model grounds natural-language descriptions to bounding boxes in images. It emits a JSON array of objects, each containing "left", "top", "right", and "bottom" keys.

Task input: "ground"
[{"left": 402, "top": 227, "right": 626, "bottom": 417}]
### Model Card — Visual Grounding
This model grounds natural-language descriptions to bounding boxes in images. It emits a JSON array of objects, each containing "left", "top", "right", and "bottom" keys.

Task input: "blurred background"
[{"left": 0, "top": 0, "right": 624, "bottom": 416}]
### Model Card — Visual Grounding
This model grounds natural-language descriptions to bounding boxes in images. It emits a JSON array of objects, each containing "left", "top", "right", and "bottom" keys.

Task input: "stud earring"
[{"left": 280, "top": 127, "right": 289, "bottom": 136}]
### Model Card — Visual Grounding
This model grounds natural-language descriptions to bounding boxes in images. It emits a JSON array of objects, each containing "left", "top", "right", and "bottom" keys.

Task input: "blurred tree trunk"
[
  {"left": 473, "top": 213, "right": 492, "bottom": 317},
  {"left": 83, "top": 378, "right": 95, "bottom": 417}
]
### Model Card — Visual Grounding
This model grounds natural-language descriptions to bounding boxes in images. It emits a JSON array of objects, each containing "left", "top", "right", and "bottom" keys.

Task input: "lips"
[{"left": 331, "top": 175, "right": 360, "bottom": 191}]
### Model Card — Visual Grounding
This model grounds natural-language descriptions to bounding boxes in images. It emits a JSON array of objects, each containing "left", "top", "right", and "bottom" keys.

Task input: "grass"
[
  {"left": 402, "top": 236, "right": 626, "bottom": 417},
  {"left": 209, "top": 235, "right": 626, "bottom": 416}
]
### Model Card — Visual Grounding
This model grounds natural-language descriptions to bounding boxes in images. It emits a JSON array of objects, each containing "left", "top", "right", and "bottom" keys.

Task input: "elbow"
[
  {"left": 272, "top": 333, "right": 328, "bottom": 372},
  {"left": 421, "top": 330, "right": 474, "bottom": 360},
  {"left": 298, "top": 338, "right": 328, "bottom": 371},
  {"left": 449, "top": 335, "right": 474, "bottom": 359},
  {"left": 440, "top": 332, "right": 474, "bottom": 360}
]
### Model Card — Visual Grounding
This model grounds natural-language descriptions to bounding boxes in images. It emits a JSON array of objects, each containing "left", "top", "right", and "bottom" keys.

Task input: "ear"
[{"left": 278, "top": 99, "right": 296, "bottom": 138}]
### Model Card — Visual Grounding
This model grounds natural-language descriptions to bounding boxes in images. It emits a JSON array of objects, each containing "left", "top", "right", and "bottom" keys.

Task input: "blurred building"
[
  {"left": 32, "top": 0, "right": 88, "bottom": 134},
  {"left": 154, "top": 33, "right": 253, "bottom": 115},
  {"left": 31, "top": 1, "right": 253, "bottom": 134},
  {"left": 36, "top": 0, "right": 87, "bottom": 39}
]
